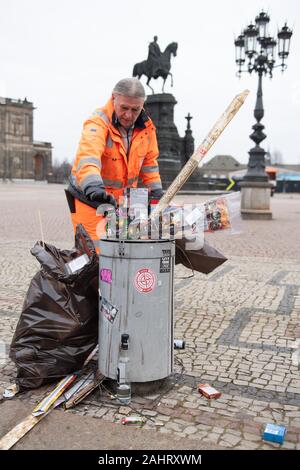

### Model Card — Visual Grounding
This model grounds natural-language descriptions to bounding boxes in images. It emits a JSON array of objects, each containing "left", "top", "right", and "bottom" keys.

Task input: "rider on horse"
[
  {"left": 147, "top": 36, "right": 162, "bottom": 77},
  {"left": 132, "top": 38, "right": 177, "bottom": 93}
]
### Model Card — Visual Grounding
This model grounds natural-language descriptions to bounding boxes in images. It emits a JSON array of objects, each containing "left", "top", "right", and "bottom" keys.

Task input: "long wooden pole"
[{"left": 150, "top": 89, "right": 250, "bottom": 219}]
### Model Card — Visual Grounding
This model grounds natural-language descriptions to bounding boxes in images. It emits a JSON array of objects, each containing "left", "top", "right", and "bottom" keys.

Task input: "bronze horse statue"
[{"left": 133, "top": 42, "right": 178, "bottom": 94}]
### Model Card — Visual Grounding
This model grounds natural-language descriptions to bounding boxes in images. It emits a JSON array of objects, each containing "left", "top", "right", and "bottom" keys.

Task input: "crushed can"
[{"left": 121, "top": 416, "right": 146, "bottom": 425}]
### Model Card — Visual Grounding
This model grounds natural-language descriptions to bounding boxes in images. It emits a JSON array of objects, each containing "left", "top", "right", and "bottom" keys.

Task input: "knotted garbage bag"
[{"left": 10, "top": 225, "right": 99, "bottom": 391}]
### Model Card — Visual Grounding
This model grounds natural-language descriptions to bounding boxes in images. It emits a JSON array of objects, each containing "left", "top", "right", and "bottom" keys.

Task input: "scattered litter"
[
  {"left": 32, "top": 374, "right": 77, "bottom": 417},
  {"left": 291, "top": 339, "right": 300, "bottom": 367},
  {"left": 83, "top": 345, "right": 99, "bottom": 366},
  {"left": 65, "top": 253, "right": 89, "bottom": 274},
  {"left": 263, "top": 423, "right": 286, "bottom": 444},
  {"left": 292, "top": 349, "right": 300, "bottom": 367},
  {"left": 121, "top": 416, "right": 146, "bottom": 425},
  {"left": 198, "top": 383, "right": 221, "bottom": 399},
  {"left": 64, "top": 372, "right": 105, "bottom": 409},
  {"left": 3, "top": 384, "right": 19, "bottom": 399},
  {"left": 174, "top": 339, "right": 185, "bottom": 349},
  {"left": 147, "top": 420, "right": 164, "bottom": 427}
]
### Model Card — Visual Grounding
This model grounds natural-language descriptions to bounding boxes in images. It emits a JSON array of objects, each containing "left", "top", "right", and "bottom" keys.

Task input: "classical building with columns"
[{"left": 0, "top": 97, "right": 52, "bottom": 180}]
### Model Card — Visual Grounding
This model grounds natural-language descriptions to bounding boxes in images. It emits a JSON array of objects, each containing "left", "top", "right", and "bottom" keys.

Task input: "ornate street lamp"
[
  {"left": 234, "top": 12, "right": 292, "bottom": 183},
  {"left": 234, "top": 11, "right": 292, "bottom": 219}
]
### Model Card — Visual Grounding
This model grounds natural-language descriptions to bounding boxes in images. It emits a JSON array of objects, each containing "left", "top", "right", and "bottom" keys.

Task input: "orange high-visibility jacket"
[{"left": 71, "top": 98, "right": 162, "bottom": 202}]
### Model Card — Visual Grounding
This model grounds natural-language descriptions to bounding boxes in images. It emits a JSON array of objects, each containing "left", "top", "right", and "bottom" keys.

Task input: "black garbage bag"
[
  {"left": 175, "top": 238, "right": 227, "bottom": 274},
  {"left": 10, "top": 224, "right": 99, "bottom": 391}
]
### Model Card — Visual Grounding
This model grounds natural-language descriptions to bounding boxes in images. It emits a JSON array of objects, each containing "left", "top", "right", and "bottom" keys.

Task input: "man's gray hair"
[{"left": 113, "top": 78, "right": 146, "bottom": 99}]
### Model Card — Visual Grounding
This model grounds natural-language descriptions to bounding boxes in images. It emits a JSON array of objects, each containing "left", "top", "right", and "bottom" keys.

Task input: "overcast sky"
[{"left": 1, "top": 0, "right": 299, "bottom": 165}]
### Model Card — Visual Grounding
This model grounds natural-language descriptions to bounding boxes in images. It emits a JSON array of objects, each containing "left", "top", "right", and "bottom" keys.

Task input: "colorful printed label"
[
  {"left": 100, "top": 268, "right": 112, "bottom": 284},
  {"left": 134, "top": 268, "right": 156, "bottom": 294}
]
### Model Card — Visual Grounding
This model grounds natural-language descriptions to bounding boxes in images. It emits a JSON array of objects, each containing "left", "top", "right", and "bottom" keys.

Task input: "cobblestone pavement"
[{"left": 0, "top": 183, "right": 300, "bottom": 450}]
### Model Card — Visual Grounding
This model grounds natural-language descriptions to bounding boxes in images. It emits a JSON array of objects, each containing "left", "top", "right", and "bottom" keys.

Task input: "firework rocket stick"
[{"left": 150, "top": 89, "right": 250, "bottom": 220}]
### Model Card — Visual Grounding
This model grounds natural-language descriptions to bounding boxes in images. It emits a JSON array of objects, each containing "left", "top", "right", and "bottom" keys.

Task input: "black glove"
[
  {"left": 149, "top": 188, "right": 163, "bottom": 203},
  {"left": 85, "top": 186, "right": 117, "bottom": 208}
]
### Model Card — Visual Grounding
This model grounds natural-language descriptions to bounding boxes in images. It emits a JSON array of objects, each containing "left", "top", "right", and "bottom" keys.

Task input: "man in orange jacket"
[{"left": 67, "top": 78, "right": 163, "bottom": 249}]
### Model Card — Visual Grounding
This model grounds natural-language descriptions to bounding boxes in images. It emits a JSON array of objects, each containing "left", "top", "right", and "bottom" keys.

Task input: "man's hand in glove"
[
  {"left": 85, "top": 186, "right": 117, "bottom": 208},
  {"left": 149, "top": 189, "right": 163, "bottom": 205}
]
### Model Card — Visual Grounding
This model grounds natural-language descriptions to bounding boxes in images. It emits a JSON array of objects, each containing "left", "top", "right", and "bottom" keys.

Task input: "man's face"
[{"left": 112, "top": 93, "right": 144, "bottom": 129}]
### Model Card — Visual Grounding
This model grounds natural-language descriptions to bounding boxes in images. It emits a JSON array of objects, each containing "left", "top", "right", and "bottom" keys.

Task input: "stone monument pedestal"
[
  {"left": 240, "top": 181, "right": 273, "bottom": 220},
  {"left": 145, "top": 93, "right": 204, "bottom": 190},
  {"left": 145, "top": 93, "right": 182, "bottom": 189}
]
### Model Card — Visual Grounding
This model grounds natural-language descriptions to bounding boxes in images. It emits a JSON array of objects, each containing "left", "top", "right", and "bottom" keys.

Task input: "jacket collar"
[
  {"left": 112, "top": 110, "right": 148, "bottom": 130},
  {"left": 103, "top": 98, "right": 150, "bottom": 131}
]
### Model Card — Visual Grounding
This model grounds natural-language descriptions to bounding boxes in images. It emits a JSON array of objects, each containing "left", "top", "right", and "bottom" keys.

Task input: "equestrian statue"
[{"left": 133, "top": 36, "right": 178, "bottom": 94}]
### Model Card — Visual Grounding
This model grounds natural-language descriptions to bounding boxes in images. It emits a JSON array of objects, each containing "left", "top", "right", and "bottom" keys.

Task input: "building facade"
[
  {"left": 199, "top": 155, "right": 246, "bottom": 179},
  {"left": 0, "top": 97, "right": 52, "bottom": 180}
]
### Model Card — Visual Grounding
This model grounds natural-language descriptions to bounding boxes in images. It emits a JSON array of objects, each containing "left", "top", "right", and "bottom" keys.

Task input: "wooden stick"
[
  {"left": 151, "top": 89, "right": 250, "bottom": 219},
  {"left": 38, "top": 209, "right": 45, "bottom": 248},
  {"left": 0, "top": 413, "right": 47, "bottom": 450}
]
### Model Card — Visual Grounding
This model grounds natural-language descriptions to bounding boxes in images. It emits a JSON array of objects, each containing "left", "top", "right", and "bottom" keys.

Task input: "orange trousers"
[{"left": 71, "top": 199, "right": 106, "bottom": 253}]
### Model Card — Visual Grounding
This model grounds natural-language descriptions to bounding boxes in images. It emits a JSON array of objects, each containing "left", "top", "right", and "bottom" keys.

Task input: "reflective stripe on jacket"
[{"left": 71, "top": 98, "right": 162, "bottom": 201}]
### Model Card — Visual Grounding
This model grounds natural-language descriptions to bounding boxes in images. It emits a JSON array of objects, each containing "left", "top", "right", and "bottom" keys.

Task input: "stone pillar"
[
  {"left": 240, "top": 73, "right": 272, "bottom": 219},
  {"left": 239, "top": 181, "right": 272, "bottom": 219}
]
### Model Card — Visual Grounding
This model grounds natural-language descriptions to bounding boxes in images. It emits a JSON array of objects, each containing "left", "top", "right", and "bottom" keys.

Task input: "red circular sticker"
[{"left": 134, "top": 268, "right": 156, "bottom": 293}]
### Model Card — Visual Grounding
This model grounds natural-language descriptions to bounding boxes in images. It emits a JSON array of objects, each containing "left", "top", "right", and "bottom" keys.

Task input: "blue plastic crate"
[{"left": 263, "top": 424, "right": 286, "bottom": 444}]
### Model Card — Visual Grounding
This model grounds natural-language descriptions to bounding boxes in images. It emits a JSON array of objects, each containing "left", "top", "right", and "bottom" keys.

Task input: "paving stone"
[
  {"left": 156, "top": 414, "right": 171, "bottom": 422},
  {"left": 243, "top": 432, "right": 261, "bottom": 442},
  {"left": 281, "top": 442, "right": 297, "bottom": 449},
  {"left": 94, "top": 408, "right": 108, "bottom": 418},
  {"left": 208, "top": 428, "right": 222, "bottom": 437},
  {"left": 182, "top": 401, "right": 198, "bottom": 409},
  {"left": 218, "top": 440, "right": 232, "bottom": 448},
  {"left": 236, "top": 441, "right": 260, "bottom": 450},
  {"left": 141, "top": 409, "right": 158, "bottom": 417},
  {"left": 158, "top": 427, "right": 172, "bottom": 435},
  {"left": 184, "top": 425, "right": 198, "bottom": 435},
  {"left": 118, "top": 406, "right": 131, "bottom": 415},
  {"left": 165, "top": 422, "right": 184, "bottom": 432}
]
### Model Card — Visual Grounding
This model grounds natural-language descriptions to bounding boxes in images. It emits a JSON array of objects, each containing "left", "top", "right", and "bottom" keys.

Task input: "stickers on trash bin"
[
  {"left": 100, "top": 298, "right": 118, "bottom": 324},
  {"left": 134, "top": 268, "right": 156, "bottom": 293},
  {"left": 100, "top": 268, "right": 112, "bottom": 284},
  {"left": 160, "top": 249, "right": 171, "bottom": 273}
]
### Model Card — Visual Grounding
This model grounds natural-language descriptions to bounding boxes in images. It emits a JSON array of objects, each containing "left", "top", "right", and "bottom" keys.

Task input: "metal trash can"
[{"left": 98, "top": 239, "right": 175, "bottom": 382}]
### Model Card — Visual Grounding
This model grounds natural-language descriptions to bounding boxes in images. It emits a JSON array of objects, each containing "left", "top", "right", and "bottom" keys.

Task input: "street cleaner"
[{"left": 67, "top": 77, "right": 163, "bottom": 250}]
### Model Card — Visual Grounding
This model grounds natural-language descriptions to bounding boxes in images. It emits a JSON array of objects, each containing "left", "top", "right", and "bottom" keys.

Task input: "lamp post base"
[{"left": 240, "top": 181, "right": 273, "bottom": 220}]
